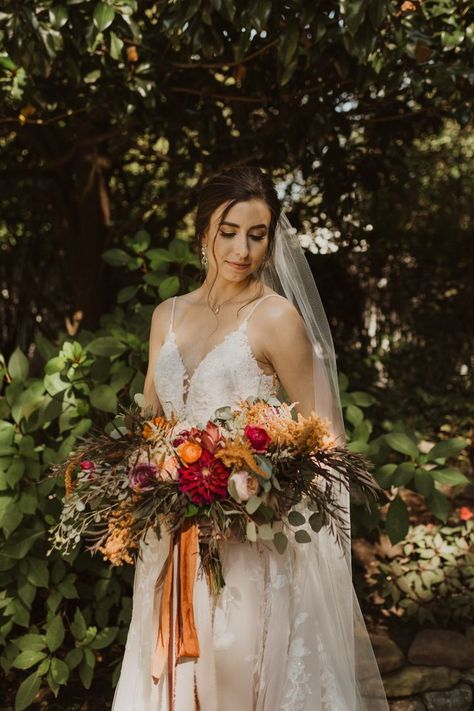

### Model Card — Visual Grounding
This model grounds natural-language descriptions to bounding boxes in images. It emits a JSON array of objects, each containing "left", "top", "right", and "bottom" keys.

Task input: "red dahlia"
[{"left": 178, "top": 450, "right": 230, "bottom": 505}]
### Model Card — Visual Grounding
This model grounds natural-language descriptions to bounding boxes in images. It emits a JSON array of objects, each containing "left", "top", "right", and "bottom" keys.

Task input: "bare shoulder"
[
  {"left": 150, "top": 297, "right": 175, "bottom": 338},
  {"left": 258, "top": 290, "right": 305, "bottom": 332}
]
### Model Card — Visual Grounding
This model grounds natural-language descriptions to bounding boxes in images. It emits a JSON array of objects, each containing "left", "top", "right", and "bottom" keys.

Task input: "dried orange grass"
[
  {"left": 98, "top": 501, "right": 141, "bottom": 566},
  {"left": 215, "top": 437, "right": 270, "bottom": 478},
  {"left": 266, "top": 412, "right": 335, "bottom": 455}
]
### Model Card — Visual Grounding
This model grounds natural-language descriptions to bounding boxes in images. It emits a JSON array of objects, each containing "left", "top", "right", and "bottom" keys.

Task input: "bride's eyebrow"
[{"left": 220, "top": 221, "right": 268, "bottom": 230}]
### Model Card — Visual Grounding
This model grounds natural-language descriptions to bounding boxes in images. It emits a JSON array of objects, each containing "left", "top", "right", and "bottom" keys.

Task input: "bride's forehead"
[{"left": 212, "top": 199, "right": 271, "bottom": 226}]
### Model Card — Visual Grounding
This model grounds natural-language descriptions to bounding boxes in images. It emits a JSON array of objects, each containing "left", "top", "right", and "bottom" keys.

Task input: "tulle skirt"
[{"left": 112, "top": 527, "right": 388, "bottom": 711}]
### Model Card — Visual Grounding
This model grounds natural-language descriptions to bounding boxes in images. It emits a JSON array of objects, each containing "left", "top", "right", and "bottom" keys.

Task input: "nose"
[{"left": 234, "top": 233, "right": 249, "bottom": 260}]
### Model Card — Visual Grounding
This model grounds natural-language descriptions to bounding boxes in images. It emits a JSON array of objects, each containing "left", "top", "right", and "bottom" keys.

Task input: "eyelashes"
[{"left": 219, "top": 231, "right": 265, "bottom": 241}]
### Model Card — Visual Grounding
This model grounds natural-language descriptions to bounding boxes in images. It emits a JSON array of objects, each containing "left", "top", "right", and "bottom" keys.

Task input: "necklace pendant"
[{"left": 214, "top": 305, "right": 220, "bottom": 314}]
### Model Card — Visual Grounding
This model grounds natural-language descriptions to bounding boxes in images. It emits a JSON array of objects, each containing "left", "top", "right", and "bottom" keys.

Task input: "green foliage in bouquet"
[{"left": 49, "top": 397, "right": 383, "bottom": 595}]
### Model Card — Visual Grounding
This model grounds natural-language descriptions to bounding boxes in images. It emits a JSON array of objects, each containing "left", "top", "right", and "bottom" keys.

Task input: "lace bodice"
[{"left": 154, "top": 295, "right": 280, "bottom": 427}]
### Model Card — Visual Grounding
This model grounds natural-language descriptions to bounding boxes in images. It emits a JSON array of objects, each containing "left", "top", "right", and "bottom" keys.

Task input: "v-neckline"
[{"left": 169, "top": 322, "right": 247, "bottom": 385}]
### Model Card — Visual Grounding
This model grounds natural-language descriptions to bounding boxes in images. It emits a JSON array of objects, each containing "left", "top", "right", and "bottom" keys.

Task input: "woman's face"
[{"left": 203, "top": 199, "right": 271, "bottom": 281}]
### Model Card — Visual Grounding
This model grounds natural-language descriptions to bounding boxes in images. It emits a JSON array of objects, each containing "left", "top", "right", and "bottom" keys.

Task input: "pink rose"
[
  {"left": 244, "top": 425, "right": 271, "bottom": 453},
  {"left": 228, "top": 471, "right": 260, "bottom": 502}
]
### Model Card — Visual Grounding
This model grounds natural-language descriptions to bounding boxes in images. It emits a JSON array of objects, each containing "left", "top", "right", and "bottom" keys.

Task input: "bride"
[{"left": 112, "top": 167, "right": 388, "bottom": 710}]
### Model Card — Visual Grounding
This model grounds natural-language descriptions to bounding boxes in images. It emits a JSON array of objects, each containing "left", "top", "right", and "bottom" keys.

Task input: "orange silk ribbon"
[{"left": 151, "top": 521, "right": 201, "bottom": 698}]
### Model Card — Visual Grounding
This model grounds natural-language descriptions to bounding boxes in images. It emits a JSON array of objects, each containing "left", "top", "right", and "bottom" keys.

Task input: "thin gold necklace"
[{"left": 207, "top": 283, "right": 255, "bottom": 315}]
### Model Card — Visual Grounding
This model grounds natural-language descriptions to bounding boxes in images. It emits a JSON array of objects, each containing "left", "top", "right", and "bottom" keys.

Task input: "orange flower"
[
  {"left": 177, "top": 441, "right": 202, "bottom": 464},
  {"left": 459, "top": 506, "right": 473, "bottom": 521}
]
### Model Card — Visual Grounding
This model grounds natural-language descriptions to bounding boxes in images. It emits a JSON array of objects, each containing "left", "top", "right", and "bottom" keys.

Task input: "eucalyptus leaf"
[
  {"left": 288, "top": 510, "right": 306, "bottom": 526},
  {"left": 245, "top": 495, "right": 262, "bottom": 515},
  {"left": 295, "top": 529, "right": 311, "bottom": 543}
]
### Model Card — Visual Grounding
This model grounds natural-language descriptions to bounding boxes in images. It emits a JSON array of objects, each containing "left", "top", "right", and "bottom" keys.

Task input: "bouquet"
[{"left": 49, "top": 395, "right": 382, "bottom": 595}]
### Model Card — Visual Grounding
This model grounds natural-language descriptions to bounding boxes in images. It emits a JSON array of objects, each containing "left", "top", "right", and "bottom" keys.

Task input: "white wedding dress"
[{"left": 112, "top": 295, "right": 388, "bottom": 711}]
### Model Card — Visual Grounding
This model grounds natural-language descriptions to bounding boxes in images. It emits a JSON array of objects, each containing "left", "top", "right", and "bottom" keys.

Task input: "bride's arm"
[
  {"left": 142, "top": 300, "right": 172, "bottom": 418},
  {"left": 261, "top": 299, "right": 317, "bottom": 418}
]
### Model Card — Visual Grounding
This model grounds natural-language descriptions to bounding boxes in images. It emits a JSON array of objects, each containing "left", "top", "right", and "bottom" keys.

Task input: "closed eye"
[{"left": 220, "top": 231, "right": 265, "bottom": 241}]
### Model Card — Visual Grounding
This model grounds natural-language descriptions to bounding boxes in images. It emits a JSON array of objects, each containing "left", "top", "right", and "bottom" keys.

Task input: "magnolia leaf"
[
  {"left": 12, "top": 650, "right": 47, "bottom": 670},
  {"left": 375, "top": 463, "right": 397, "bottom": 488},
  {"left": 159, "top": 276, "right": 180, "bottom": 300},
  {"left": 392, "top": 462, "right": 416, "bottom": 486},
  {"left": 50, "top": 657, "right": 69, "bottom": 685},
  {"left": 350, "top": 391, "right": 376, "bottom": 407},
  {"left": 86, "top": 337, "right": 126, "bottom": 357},
  {"left": 385, "top": 496, "right": 409, "bottom": 544},
  {"left": 427, "top": 490, "right": 451, "bottom": 523},
  {"left": 45, "top": 614, "right": 65, "bottom": 652},
  {"left": 49, "top": 5, "right": 69, "bottom": 29},
  {"left": 65, "top": 647, "right": 83, "bottom": 670},
  {"left": 8, "top": 347, "right": 29, "bottom": 381},
  {"left": 90, "top": 384, "right": 117, "bottom": 413},
  {"left": 414, "top": 469, "right": 435, "bottom": 497},
  {"left": 70, "top": 608, "right": 87, "bottom": 641},
  {"left": 78, "top": 657, "right": 94, "bottom": 689},
  {"left": 15, "top": 671, "right": 41, "bottom": 711},
  {"left": 102, "top": 248, "right": 130, "bottom": 266},
  {"left": 117, "top": 285, "right": 139, "bottom": 303},
  {"left": 93, "top": 3, "right": 115, "bottom": 31},
  {"left": 431, "top": 467, "right": 469, "bottom": 486},
  {"left": 14, "top": 634, "right": 46, "bottom": 652},
  {"left": 345, "top": 404, "right": 364, "bottom": 426},
  {"left": 425, "top": 438, "right": 467, "bottom": 462},
  {"left": 384, "top": 432, "right": 419, "bottom": 459},
  {"left": 90, "top": 626, "right": 118, "bottom": 649}
]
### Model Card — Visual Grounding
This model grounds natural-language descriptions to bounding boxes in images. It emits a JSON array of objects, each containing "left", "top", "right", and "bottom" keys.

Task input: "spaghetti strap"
[
  {"left": 168, "top": 296, "right": 177, "bottom": 334},
  {"left": 243, "top": 293, "right": 280, "bottom": 325}
]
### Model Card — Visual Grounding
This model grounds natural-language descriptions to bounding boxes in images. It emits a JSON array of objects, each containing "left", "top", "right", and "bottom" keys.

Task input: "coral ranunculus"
[
  {"left": 244, "top": 425, "right": 271, "bottom": 453},
  {"left": 177, "top": 441, "right": 202, "bottom": 464},
  {"left": 178, "top": 450, "right": 230, "bottom": 505}
]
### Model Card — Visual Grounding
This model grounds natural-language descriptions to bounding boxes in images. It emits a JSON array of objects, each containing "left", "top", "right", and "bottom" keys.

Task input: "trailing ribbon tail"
[{"left": 151, "top": 522, "right": 201, "bottom": 706}]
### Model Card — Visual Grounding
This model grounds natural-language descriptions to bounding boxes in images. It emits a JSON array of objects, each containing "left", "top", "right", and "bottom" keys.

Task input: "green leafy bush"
[
  {"left": 370, "top": 520, "right": 474, "bottom": 625},
  {"left": 340, "top": 373, "right": 470, "bottom": 543}
]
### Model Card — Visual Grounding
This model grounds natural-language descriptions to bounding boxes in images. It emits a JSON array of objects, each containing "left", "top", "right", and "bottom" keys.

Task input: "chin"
[{"left": 223, "top": 263, "right": 255, "bottom": 280}]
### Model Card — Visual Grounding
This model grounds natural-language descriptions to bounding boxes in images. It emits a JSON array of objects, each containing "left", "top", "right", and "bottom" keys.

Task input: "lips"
[{"left": 227, "top": 261, "right": 250, "bottom": 269}]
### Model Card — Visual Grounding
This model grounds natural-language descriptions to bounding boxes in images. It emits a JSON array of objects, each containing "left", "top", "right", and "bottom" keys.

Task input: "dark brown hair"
[{"left": 194, "top": 166, "right": 281, "bottom": 313}]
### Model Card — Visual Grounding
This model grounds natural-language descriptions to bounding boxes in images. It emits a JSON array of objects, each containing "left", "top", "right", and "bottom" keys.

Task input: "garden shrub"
[
  {"left": 0, "top": 230, "right": 470, "bottom": 708},
  {"left": 369, "top": 519, "right": 474, "bottom": 625}
]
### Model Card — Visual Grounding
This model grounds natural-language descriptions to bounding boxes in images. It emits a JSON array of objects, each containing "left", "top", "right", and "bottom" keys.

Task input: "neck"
[{"left": 200, "top": 273, "right": 258, "bottom": 305}]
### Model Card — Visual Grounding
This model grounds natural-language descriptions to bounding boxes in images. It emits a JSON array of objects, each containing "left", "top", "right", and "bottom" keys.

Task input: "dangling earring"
[{"left": 201, "top": 244, "right": 209, "bottom": 270}]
